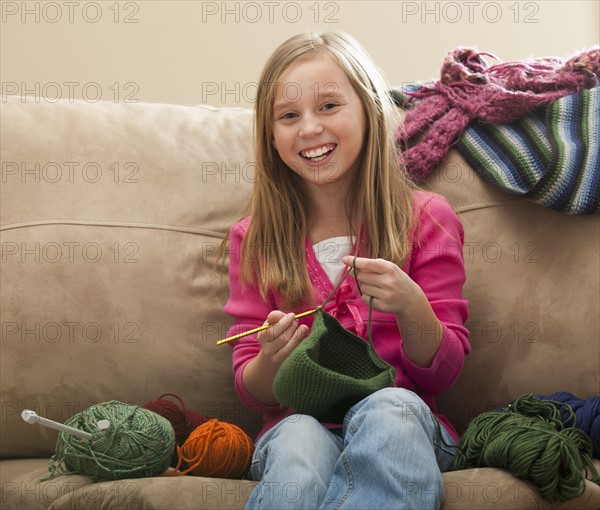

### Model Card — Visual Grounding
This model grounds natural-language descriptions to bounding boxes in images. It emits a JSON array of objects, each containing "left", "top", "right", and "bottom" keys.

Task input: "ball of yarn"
[
  {"left": 177, "top": 419, "right": 254, "bottom": 479},
  {"left": 47, "top": 401, "right": 175, "bottom": 480},
  {"left": 535, "top": 392, "right": 600, "bottom": 458},
  {"left": 143, "top": 393, "right": 209, "bottom": 445},
  {"left": 453, "top": 394, "right": 600, "bottom": 502}
]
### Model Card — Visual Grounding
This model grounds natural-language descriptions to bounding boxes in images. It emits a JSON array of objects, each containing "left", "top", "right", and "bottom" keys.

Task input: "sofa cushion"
[
  {"left": 47, "top": 476, "right": 256, "bottom": 510},
  {"left": 422, "top": 150, "right": 600, "bottom": 435},
  {"left": 0, "top": 458, "right": 93, "bottom": 510},
  {"left": 1, "top": 98, "right": 261, "bottom": 459},
  {"left": 441, "top": 462, "right": 600, "bottom": 510},
  {"left": 2, "top": 458, "right": 596, "bottom": 510}
]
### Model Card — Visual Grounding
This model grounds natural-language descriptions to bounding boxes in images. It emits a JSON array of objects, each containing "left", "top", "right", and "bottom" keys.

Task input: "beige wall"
[{"left": 2, "top": 0, "right": 599, "bottom": 108}]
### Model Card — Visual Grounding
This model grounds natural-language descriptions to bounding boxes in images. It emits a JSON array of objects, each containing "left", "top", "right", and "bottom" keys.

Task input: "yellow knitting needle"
[{"left": 216, "top": 308, "right": 319, "bottom": 345}]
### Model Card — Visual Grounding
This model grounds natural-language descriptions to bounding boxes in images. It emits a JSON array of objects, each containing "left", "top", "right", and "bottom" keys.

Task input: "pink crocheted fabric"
[{"left": 396, "top": 47, "right": 600, "bottom": 180}]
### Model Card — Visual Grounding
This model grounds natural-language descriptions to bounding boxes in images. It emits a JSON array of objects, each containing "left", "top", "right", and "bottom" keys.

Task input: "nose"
[{"left": 299, "top": 112, "right": 324, "bottom": 138}]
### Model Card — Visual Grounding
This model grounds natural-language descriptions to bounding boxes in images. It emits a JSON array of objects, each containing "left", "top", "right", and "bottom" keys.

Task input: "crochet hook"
[
  {"left": 21, "top": 409, "right": 110, "bottom": 440},
  {"left": 216, "top": 308, "right": 319, "bottom": 345}
]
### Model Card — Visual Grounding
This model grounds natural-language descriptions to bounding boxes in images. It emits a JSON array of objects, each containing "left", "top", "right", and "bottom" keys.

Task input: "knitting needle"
[
  {"left": 21, "top": 409, "right": 110, "bottom": 440},
  {"left": 216, "top": 308, "right": 319, "bottom": 345}
]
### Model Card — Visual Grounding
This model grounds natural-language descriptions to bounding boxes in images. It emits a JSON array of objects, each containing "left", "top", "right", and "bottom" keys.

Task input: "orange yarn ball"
[{"left": 179, "top": 419, "right": 254, "bottom": 479}]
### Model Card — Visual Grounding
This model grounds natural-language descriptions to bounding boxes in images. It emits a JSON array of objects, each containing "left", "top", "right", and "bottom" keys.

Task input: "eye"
[
  {"left": 278, "top": 111, "right": 297, "bottom": 120},
  {"left": 322, "top": 102, "right": 338, "bottom": 111}
]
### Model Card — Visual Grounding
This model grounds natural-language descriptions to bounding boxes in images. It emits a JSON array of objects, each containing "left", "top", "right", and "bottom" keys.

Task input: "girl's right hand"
[{"left": 257, "top": 311, "right": 310, "bottom": 365}]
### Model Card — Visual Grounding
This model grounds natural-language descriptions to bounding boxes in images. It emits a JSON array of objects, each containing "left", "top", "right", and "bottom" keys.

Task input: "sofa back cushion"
[
  {"left": 423, "top": 150, "right": 599, "bottom": 433},
  {"left": 1, "top": 98, "right": 261, "bottom": 457}
]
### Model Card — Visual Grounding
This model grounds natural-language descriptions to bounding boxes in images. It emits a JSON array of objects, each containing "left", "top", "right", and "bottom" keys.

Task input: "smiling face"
[{"left": 271, "top": 53, "right": 367, "bottom": 192}]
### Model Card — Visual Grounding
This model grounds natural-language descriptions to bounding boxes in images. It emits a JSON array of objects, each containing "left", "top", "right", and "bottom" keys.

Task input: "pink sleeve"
[
  {"left": 223, "top": 219, "right": 281, "bottom": 415},
  {"left": 398, "top": 193, "right": 471, "bottom": 395}
]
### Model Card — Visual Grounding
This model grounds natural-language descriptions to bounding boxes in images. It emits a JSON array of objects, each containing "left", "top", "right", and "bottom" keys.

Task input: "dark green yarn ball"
[
  {"left": 452, "top": 394, "right": 600, "bottom": 502},
  {"left": 47, "top": 401, "right": 176, "bottom": 480}
]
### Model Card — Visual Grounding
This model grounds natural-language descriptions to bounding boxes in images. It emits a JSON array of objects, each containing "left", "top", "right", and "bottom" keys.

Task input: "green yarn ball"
[
  {"left": 452, "top": 394, "right": 599, "bottom": 502},
  {"left": 47, "top": 401, "right": 176, "bottom": 480}
]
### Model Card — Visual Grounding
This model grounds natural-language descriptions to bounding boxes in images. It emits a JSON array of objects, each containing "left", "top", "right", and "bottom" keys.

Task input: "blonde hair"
[{"left": 238, "top": 31, "right": 415, "bottom": 308}]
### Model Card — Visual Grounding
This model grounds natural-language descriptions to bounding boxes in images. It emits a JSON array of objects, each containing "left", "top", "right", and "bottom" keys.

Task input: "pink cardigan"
[{"left": 224, "top": 191, "right": 470, "bottom": 442}]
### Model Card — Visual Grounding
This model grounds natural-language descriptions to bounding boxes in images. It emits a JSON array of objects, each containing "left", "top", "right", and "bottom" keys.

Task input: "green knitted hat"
[{"left": 272, "top": 260, "right": 396, "bottom": 423}]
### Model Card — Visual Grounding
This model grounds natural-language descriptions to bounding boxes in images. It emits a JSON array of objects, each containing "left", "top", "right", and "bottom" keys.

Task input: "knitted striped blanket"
[{"left": 392, "top": 84, "right": 600, "bottom": 214}]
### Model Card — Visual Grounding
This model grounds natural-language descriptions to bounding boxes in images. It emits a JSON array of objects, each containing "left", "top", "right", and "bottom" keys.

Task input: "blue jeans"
[{"left": 245, "top": 388, "right": 456, "bottom": 510}]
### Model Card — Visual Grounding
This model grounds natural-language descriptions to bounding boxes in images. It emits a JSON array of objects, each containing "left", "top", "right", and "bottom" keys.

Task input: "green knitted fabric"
[{"left": 273, "top": 308, "right": 397, "bottom": 423}]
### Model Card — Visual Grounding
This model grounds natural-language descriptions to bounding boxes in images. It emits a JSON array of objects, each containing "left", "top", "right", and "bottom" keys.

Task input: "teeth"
[{"left": 301, "top": 144, "right": 335, "bottom": 159}]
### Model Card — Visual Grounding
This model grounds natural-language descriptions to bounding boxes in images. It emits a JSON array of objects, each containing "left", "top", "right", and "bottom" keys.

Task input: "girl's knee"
[
  {"left": 347, "top": 388, "right": 434, "bottom": 429},
  {"left": 274, "top": 414, "right": 327, "bottom": 442},
  {"left": 266, "top": 414, "right": 340, "bottom": 460},
  {"left": 254, "top": 415, "right": 341, "bottom": 486},
  {"left": 360, "top": 387, "right": 425, "bottom": 411}
]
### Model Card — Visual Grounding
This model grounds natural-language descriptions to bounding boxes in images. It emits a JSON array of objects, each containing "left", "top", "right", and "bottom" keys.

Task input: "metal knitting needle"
[
  {"left": 216, "top": 308, "right": 319, "bottom": 345},
  {"left": 21, "top": 409, "right": 110, "bottom": 440}
]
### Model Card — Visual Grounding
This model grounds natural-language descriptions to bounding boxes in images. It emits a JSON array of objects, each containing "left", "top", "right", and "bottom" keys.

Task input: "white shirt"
[{"left": 312, "top": 236, "right": 356, "bottom": 285}]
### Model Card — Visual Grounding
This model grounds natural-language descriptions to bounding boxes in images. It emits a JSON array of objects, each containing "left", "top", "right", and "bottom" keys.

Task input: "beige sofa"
[{"left": 1, "top": 96, "right": 598, "bottom": 510}]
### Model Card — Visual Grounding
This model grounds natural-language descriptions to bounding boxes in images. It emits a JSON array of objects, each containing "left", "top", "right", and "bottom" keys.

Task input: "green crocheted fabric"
[{"left": 272, "top": 308, "right": 397, "bottom": 423}]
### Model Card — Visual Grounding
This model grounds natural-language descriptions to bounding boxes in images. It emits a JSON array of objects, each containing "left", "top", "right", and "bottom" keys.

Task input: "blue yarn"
[{"left": 534, "top": 392, "right": 600, "bottom": 459}]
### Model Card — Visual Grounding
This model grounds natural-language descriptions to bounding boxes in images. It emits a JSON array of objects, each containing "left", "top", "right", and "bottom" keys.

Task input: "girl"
[{"left": 223, "top": 31, "right": 470, "bottom": 510}]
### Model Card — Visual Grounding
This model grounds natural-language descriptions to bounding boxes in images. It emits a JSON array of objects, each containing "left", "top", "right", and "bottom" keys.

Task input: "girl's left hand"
[{"left": 342, "top": 256, "right": 419, "bottom": 316}]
